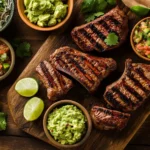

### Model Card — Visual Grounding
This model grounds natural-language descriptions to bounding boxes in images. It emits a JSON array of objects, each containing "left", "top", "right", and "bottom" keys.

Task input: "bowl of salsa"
[
  {"left": 0, "top": 37, "right": 15, "bottom": 81},
  {"left": 131, "top": 17, "right": 150, "bottom": 61},
  {"left": 43, "top": 100, "right": 92, "bottom": 149}
]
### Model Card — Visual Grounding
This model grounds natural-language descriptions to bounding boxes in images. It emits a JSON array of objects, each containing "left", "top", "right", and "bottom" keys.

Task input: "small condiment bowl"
[
  {"left": 130, "top": 17, "right": 150, "bottom": 61},
  {"left": 0, "top": 0, "right": 14, "bottom": 32},
  {"left": 17, "top": 0, "right": 74, "bottom": 31},
  {"left": 43, "top": 100, "right": 92, "bottom": 149},
  {"left": 0, "top": 37, "right": 15, "bottom": 81}
]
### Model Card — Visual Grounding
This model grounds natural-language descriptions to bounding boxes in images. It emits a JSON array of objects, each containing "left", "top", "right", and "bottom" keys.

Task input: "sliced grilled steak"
[
  {"left": 36, "top": 60, "right": 73, "bottom": 100},
  {"left": 91, "top": 106, "right": 130, "bottom": 130},
  {"left": 104, "top": 59, "right": 150, "bottom": 112},
  {"left": 71, "top": 6, "right": 128, "bottom": 52},
  {"left": 50, "top": 46, "right": 117, "bottom": 93}
]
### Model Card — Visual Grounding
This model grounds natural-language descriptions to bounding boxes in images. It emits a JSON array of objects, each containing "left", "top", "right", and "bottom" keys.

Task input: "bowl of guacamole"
[
  {"left": 17, "top": 0, "right": 74, "bottom": 31},
  {"left": 43, "top": 100, "right": 92, "bottom": 149}
]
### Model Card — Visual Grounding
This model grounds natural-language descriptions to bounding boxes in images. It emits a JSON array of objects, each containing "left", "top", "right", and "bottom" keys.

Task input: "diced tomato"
[
  {"left": 136, "top": 44, "right": 150, "bottom": 51},
  {"left": 0, "top": 64, "right": 3, "bottom": 70}
]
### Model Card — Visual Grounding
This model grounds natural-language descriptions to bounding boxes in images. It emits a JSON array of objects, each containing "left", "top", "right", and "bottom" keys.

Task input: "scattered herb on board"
[
  {"left": 81, "top": 0, "right": 116, "bottom": 22},
  {"left": 11, "top": 39, "right": 32, "bottom": 58},
  {"left": 0, "top": 112, "right": 6, "bottom": 131},
  {"left": 104, "top": 32, "right": 119, "bottom": 46}
]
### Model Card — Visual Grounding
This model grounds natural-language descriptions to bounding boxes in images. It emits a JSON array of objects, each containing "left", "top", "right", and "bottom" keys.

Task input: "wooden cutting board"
[{"left": 7, "top": 1, "right": 150, "bottom": 150}]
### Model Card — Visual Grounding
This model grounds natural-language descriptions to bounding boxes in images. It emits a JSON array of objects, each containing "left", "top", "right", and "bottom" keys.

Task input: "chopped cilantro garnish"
[
  {"left": 104, "top": 33, "right": 119, "bottom": 46},
  {"left": 11, "top": 39, "right": 32, "bottom": 58},
  {"left": 85, "top": 12, "right": 104, "bottom": 22},
  {"left": 0, "top": 112, "right": 6, "bottom": 131},
  {"left": 81, "top": 0, "right": 116, "bottom": 22}
]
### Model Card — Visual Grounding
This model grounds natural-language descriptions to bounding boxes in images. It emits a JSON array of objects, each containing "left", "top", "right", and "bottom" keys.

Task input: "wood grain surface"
[{"left": 6, "top": 0, "right": 150, "bottom": 150}]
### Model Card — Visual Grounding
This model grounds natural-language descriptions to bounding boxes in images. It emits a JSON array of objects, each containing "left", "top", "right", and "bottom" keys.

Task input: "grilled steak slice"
[
  {"left": 104, "top": 59, "right": 150, "bottom": 112},
  {"left": 36, "top": 60, "right": 73, "bottom": 100},
  {"left": 91, "top": 106, "right": 130, "bottom": 130},
  {"left": 50, "top": 46, "right": 117, "bottom": 93},
  {"left": 71, "top": 6, "right": 128, "bottom": 52}
]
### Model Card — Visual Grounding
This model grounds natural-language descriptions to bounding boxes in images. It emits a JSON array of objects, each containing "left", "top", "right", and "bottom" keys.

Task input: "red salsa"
[{"left": 0, "top": 41, "right": 11, "bottom": 76}]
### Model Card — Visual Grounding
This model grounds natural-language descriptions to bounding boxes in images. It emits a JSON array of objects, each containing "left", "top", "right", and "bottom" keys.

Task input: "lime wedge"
[
  {"left": 23, "top": 97, "right": 44, "bottom": 121},
  {"left": 15, "top": 78, "right": 39, "bottom": 97},
  {"left": 131, "top": 6, "right": 150, "bottom": 16}
]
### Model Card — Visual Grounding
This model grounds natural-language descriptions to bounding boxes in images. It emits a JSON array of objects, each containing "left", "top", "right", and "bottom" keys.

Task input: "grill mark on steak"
[
  {"left": 134, "top": 68, "right": 150, "bottom": 90},
  {"left": 127, "top": 71, "right": 148, "bottom": 95},
  {"left": 36, "top": 60, "right": 73, "bottom": 100},
  {"left": 65, "top": 54, "right": 95, "bottom": 83},
  {"left": 104, "top": 91, "right": 125, "bottom": 110},
  {"left": 111, "top": 87, "right": 133, "bottom": 106},
  {"left": 71, "top": 6, "right": 128, "bottom": 53},
  {"left": 98, "top": 19, "right": 119, "bottom": 38},
  {"left": 119, "top": 83, "right": 139, "bottom": 105},
  {"left": 79, "top": 28, "right": 104, "bottom": 52},
  {"left": 88, "top": 23, "right": 106, "bottom": 41},
  {"left": 72, "top": 31, "right": 95, "bottom": 51},
  {"left": 91, "top": 106, "right": 130, "bottom": 130},
  {"left": 40, "top": 62, "right": 54, "bottom": 88},
  {"left": 57, "top": 56, "right": 93, "bottom": 89},
  {"left": 104, "top": 59, "right": 150, "bottom": 112},
  {"left": 80, "top": 56, "right": 101, "bottom": 77},
  {"left": 123, "top": 80, "right": 143, "bottom": 102},
  {"left": 108, "top": 17, "right": 121, "bottom": 25},
  {"left": 50, "top": 46, "right": 116, "bottom": 93}
]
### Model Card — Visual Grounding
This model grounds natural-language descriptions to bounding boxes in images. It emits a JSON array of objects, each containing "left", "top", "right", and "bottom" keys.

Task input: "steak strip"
[
  {"left": 36, "top": 60, "right": 73, "bottom": 100},
  {"left": 50, "top": 46, "right": 117, "bottom": 93}
]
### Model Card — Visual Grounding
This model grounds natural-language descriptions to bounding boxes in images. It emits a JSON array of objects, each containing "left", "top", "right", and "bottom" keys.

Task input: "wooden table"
[{"left": 0, "top": 1, "right": 150, "bottom": 150}]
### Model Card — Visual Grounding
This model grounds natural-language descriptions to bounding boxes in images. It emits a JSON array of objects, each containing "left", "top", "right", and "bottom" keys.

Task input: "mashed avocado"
[
  {"left": 24, "top": 0, "right": 68, "bottom": 27},
  {"left": 47, "top": 105, "right": 87, "bottom": 145}
]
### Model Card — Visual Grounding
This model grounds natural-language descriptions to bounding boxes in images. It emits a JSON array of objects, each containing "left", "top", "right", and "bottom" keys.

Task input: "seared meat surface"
[
  {"left": 91, "top": 106, "right": 130, "bottom": 130},
  {"left": 71, "top": 6, "right": 128, "bottom": 52},
  {"left": 36, "top": 60, "right": 73, "bottom": 100},
  {"left": 104, "top": 59, "right": 150, "bottom": 112},
  {"left": 50, "top": 46, "right": 117, "bottom": 93}
]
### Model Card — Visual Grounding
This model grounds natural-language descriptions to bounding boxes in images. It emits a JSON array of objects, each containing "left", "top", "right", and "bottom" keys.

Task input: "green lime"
[
  {"left": 131, "top": 6, "right": 150, "bottom": 16},
  {"left": 23, "top": 97, "right": 44, "bottom": 121},
  {"left": 15, "top": 78, "right": 39, "bottom": 97}
]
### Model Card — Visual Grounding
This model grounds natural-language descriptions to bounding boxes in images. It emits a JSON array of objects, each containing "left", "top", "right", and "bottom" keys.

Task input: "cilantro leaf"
[
  {"left": 104, "top": 33, "right": 119, "bottom": 46},
  {"left": 107, "top": 0, "right": 116, "bottom": 5},
  {"left": 81, "top": 0, "right": 96, "bottom": 13},
  {"left": 11, "top": 39, "right": 32, "bottom": 58},
  {"left": 94, "top": 0, "right": 108, "bottom": 12},
  {"left": 0, "top": 112, "right": 6, "bottom": 131},
  {"left": 81, "top": 0, "right": 107, "bottom": 13},
  {"left": 85, "top": 12, "right": 104, "bottom": 22},
  {"left": 16, "top": 42, "right": 31, "bottom": 58}
]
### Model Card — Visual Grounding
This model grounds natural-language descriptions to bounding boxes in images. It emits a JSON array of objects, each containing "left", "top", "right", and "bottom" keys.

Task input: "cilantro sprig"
[
  {"left": 11, "top": 39, "right": 32, "bottom": 58},
  {"left": 104, "top": 32, "right": 119, "bottom": 46},
  {"left": 81, "top": 0, "right": 116, "bottom": 22},
  {"left": 85, "top": 12, "right": 104, "bottom": 22},
  {"left": 0, "top": 112, "right": 6, "bottom": 131}
]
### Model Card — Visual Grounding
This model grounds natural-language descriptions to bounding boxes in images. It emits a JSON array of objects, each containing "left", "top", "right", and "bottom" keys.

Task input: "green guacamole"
[
  {"left": 24, "top": 0, "right": 68, "bottom": 27},
  {"left": 47, "top": 105, "right": 87, "bottom": 145}
]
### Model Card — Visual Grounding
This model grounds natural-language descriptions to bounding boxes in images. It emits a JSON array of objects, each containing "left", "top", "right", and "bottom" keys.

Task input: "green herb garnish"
[
  {"left": 104, "top": 33, "right": 119, "bottom": 46},
  {"left": 0, "top": 112, "right": 6, "bottom": 131},
  {"left": 81, "top": 0, "right": 116, "bottom": 22},
  {"left": 85, "top": 12, "right": 104, "bottom": 22},
  {"left": 11, "top": 39, "right": 32, "bottom": 58}
]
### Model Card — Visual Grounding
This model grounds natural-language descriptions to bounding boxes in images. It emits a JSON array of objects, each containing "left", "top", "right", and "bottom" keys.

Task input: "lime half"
[
  {"left": 131, "top": 6, "right": 150, "bottom": 16},
  {"left": 23, "top": 97, "right": 44, "bottom": 121},
  {"left": 15, "top": 78, "right": 39, "bottom": 97}
]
